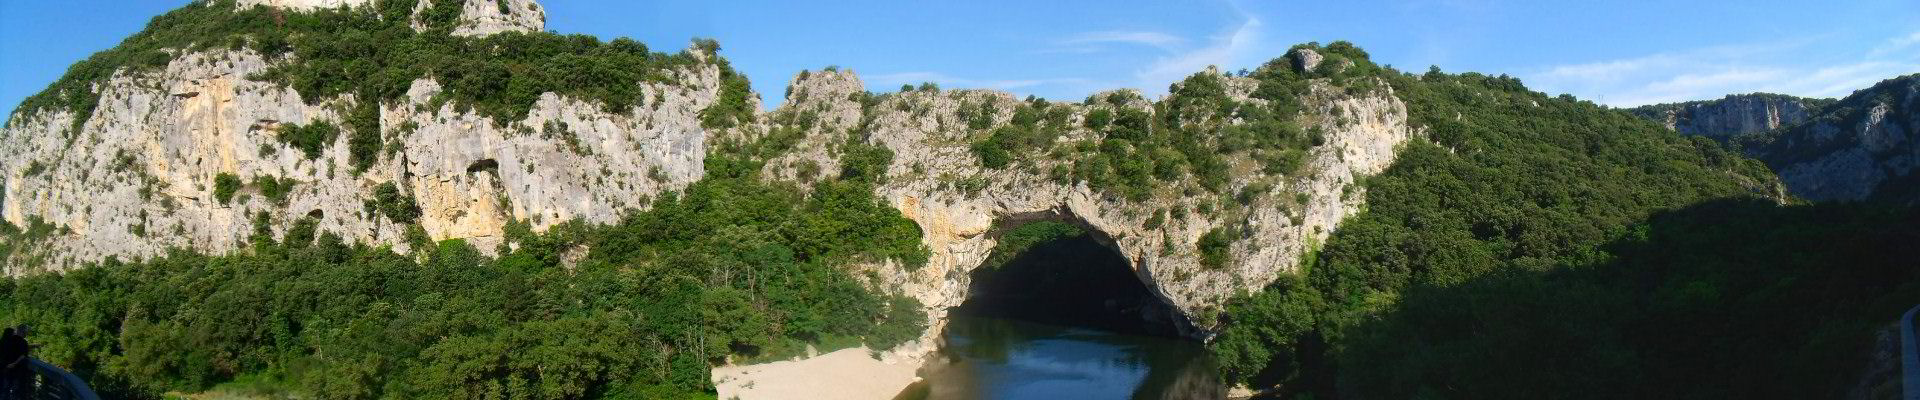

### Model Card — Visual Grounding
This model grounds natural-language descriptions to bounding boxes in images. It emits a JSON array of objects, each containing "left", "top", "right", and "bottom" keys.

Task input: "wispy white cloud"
[
  {"left": 1868, "top": 31, "right": 1920, "bottom": 59},
  {"left": 1058, "top": 31, "right": 1186, "bottom": 52},
  {"left": 1527, "top": 35, "right": 1920, "bottom": 106},
  {"left": 864, "top": 71, "right": 1092, "bottom": 91},
  {"left": 1132, "top": 4, "right": 1265, "bottom": 95}
]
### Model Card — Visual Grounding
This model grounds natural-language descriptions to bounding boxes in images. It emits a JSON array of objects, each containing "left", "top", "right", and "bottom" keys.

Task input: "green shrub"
[
  {"left": 839, "top": 141, "right": 894, "bottom": 183},
  {"left": 276, "top": 121, "right": 339, "bottom": 159},
  {"left": 212, "top": 173, "right": 243, "bottom": 204},
  {"left": 698, "top": 41, "right": 756, "bottom": 130},
  {"left": 1196, "top": 226, "right": 1233, "bottom": 269},
  {"left": 371, "top": 182, "right": 421, "bottom": 223},
  {"left": 346, "top": 103, "right": 382, "bottom": 172},
  {"left": 255, "top": 175, "right": 296, "bottom": 205}
]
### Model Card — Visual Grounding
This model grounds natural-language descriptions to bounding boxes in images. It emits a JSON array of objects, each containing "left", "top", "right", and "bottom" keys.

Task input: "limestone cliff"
[
  {"left": 0, "top": 45, "right": 722, "bottom": 270},
  {"left": 1741, "top": 75, "right": 1920, "bottom": 203},
  {"left": 0, "top": 0, "right": 1407, "bottom": 344},
  {"left": 748, "top": 51, "right": 1412, "bottom": 335},
  {"left": 1629, "top": 93, "right": 1831, "bottom": 141}
]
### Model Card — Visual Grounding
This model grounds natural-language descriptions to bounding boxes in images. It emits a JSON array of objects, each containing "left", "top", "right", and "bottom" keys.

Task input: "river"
[{"left": 893, "top": 315, "right": 1225, "bottom": 400}]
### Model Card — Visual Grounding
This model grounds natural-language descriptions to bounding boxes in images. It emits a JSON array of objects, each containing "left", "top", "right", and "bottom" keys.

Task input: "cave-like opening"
[{"left": 954, "top": 221, "right": 1186, "bottom": 337}]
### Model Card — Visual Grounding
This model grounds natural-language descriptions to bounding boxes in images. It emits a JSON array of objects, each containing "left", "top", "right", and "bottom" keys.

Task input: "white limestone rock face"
[
  {"left": 0, "top": 47, "right": 720, "bottom": 272},
  {"left": 1628, "top": 93, "right": 1828, "bottom": 141},
  {"left": 1748, "top": 76, "right": 1919, "bottom": 202},
  {"left": 231, "top": 0, "right": 545, "bottom": 37},
  {"left": 757, "top": 59, "right": 1414, "bottom": 339},
  {"left": 443, "top": 0, "right": 545, "bottom": 37}
]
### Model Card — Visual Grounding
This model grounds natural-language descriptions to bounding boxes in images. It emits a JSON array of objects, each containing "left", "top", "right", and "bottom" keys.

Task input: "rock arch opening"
[{"left": 953, "top": 217, "right": 1189, "bottom": 337}]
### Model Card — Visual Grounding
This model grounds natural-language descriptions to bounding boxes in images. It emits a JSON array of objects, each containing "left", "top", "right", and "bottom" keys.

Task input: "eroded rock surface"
[
  {"left": 1748, "top": 76, "right": 1920, "bottom": 202},
  {"left": 0, "top": 47, "right": 719, "bottom": 268},
  {"left": 3, "top": 5, "right": 1404, "bottom": 349},
  {"left": 1630, "top": 93, "right": 1830, "bottom": 141},
  {"left": 755, "top": 58, "right": 1412, "bottom": 337}
]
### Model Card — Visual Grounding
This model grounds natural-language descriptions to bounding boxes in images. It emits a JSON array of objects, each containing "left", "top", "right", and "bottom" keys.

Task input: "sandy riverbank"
[{"left": 711, "top": 346, "right": 926, "bottom": 400}]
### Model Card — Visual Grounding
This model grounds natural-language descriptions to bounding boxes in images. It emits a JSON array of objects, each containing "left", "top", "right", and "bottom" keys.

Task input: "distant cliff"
[
  {"left": 1629, "top": 80, "right": 1920, "bottom": 204},
  {"left": 1629, "top": 93, "right": 1833, "bottom": 141},
  {"left": 1737, "top": 75, "right": 1920, "bottom": 203}
]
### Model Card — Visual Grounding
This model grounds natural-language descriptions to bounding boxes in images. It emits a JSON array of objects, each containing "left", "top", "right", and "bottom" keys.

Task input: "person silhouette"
[
  {"left": 1, "top": 326, "right": 26, "bottom": 400},
  {"left": 0, "top": 328, "right": 10, "bottom": 398}
]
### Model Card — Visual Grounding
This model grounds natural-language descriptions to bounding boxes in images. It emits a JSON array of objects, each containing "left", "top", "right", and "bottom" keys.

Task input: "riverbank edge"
[{"left": 711, "top": 330, "right": 940, "bottom": 400}]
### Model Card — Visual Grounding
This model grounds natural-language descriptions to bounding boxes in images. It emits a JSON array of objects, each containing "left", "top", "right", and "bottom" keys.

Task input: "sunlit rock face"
[
  {"left": 231, "top": 0, "right": 545, "bottom": 37},
  {"left": 1627, "top": 77, "right": 1920, "bottom": 204},
  {"left": 0, "top": 43, "right": 720, "bottom": 271},
  {"left": 1630, "top": 93, "right": 1829, "bottom": 141},
  {"left": 6, "top": 3, "right": 1406, "bottom": 354},
  {"left": 758, "top": 50, "right": 1414, "bottom": 342},
  {"left": 1747, "top": 76, "right": 1920, "bottom": 203}
]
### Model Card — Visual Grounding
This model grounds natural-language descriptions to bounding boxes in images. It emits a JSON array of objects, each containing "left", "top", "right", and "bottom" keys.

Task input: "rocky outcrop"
[
  {"left": 439, "top": 0, "right": 545, "bottom": 37},
  {"left": 2, "top": 1, "right": 1407, "bottom": 355},
  {"left": 235, "top": 0, "right": 369, "bottom": 10},
  {"left": 1744, "top": 75, "right": 1920, "bottom": 203},
  {"left": 232, "top": 0, "right": 545, "bottom": 37},
  {"left": 1629, "top": 93, "right": 1831, "bottom": 141},
  {"left": 758, "top": 54, "right": 1413, "bottom": 337},
  {"left": 0, "top": 45, "right": 719, "bottom": 271}
]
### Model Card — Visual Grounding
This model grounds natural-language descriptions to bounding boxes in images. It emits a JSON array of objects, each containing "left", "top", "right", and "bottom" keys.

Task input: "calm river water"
[{"left": 893, "top": 315, "right": 1225, "bottom": 400}]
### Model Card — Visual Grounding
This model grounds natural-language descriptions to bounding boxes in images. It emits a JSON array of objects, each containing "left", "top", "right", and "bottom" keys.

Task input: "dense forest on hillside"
[
  {"left": 0, "top": 152, "right": 929, "bottom": 399},
  {"left": 1209, "top": 44, "right": 1920, "bottom": 399}
]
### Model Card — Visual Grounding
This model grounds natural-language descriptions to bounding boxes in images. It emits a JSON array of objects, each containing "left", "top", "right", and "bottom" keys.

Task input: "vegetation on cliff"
[
  {"left": 7, "top": 0, "right": 1916, "bottom": 397},
  {"left": 0, "top": 3, "right": 927, "bottom": 398},
  {"left": 1210, "top": 44, "right": 1916, "bottom": 399},
  {"left": 0, "top": 158, "right": 929, "bottom": 398},
  {"left": 8, "top": 0, "right": 719, "bottom": 144}
]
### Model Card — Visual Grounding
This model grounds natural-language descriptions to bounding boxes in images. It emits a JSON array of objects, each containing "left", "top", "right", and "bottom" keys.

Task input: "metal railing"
[
  {"left": 1902, "top": 304, "right": 1920, "bottom": 400},
  {"left": 17, "top": 358, "right": 100, "bottom": 400}
]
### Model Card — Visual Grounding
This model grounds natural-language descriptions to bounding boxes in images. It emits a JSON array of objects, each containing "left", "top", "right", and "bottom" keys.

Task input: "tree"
[
  {"left": 372, "top": 182, "right": 421, "bottom": 223},
  {"left": 213, "top": 173, "right": 243, "bottom": 204}
]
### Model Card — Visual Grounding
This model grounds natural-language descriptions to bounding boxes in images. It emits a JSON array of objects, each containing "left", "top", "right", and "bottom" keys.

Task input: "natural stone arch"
[
  {"left": 762, "top": 65, "right": 1416, "bottom": 352},
  {"left": 954, "top": 209, "right": 1202, "bottom": 338}
]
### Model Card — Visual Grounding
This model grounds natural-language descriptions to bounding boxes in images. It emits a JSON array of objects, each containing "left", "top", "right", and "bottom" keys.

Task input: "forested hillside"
[
  {"left": 0, "top": 1, "right": 927, "bottom": 398},
  {"left": 1209, "top": 45, "right": 1919, "bottom": 399},
  {"left": 0, "top": 156, "right": 928, "bottom": 399}
]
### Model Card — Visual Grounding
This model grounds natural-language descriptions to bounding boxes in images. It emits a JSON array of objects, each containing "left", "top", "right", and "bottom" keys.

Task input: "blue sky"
[{"left": 3, "top": 0, "right": 1918, "bottom": 118}]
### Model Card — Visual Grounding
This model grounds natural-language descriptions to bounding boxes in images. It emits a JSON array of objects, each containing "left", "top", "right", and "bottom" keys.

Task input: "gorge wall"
[
  {"left": 1629, "top": 79, "right": 1920, "bottom": 204},
  {"left": 0, "top": 0, "right": 1410, "bottom": 345},
  {"left": 1628, "top": 93, "right": 1830, "bottom": 141},
  {"left": 757, "top": 61, "right": 1411, "bottom": 335},
  {"left": 1742, "top": 75, "right": 1920, "bottom": 203},
  {"left": 0, "top": 6, "right": 721, "bottom": 269}
]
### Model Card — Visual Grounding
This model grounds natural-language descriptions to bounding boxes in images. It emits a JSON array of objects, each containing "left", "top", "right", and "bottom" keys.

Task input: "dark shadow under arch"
[{"left": 954, "top": 219, "right": 1188, "bottom": 337}]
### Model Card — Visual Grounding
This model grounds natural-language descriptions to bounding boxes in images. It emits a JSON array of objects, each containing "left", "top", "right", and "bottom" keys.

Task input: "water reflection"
[{"left": 896, "top": 316, "right": 1225, "bottom": 400}]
